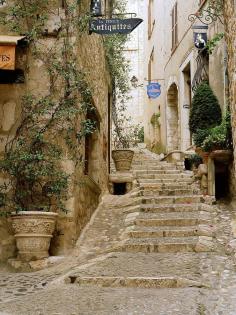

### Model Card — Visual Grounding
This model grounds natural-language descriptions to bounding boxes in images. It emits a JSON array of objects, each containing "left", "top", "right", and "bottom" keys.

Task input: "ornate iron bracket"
[{"left": 188, "top": 2, "right": 223, "bottom": 25}]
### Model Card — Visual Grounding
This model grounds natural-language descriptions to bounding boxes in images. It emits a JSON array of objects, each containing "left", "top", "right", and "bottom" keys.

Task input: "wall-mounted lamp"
[
  {"left": 130, "top": 76, "right": 144, "bottom": 88},
  {"left": 91, "top": 0, "right": 102, "bottom": 17}
]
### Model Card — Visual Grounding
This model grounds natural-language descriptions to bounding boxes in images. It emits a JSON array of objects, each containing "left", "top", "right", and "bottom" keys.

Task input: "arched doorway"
[{"left": 167, "top": 83, "right": 179, "bottom": 151}]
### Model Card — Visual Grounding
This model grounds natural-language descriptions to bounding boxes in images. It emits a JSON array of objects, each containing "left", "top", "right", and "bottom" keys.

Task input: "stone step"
[
  {"left": 139, "top": 189, "right": 201, "bottom": 197},
  {"left": 140, "top": 203, "right": 202, "bottom": 213},
  {"left": 124, "top": 225, "right": 214, "bottom": 238},
  {"left": 138, "top": 179, "right": 194, "bottom": 185},
  {"left": 141, "top": 195, "right": 204, "bottom": 205},
  {"left": 134, "top": 213, "right": 211, "bottom": 228},
  {"left": 120, "top": 237, "right": 215, "bottom": 253},
  {"left": 135, "top": 170, "right": 182, "bottom": 175},
  {"left": 66, "top": 275, "right": 204, "bottom": 289},
  {"left": 137, "top": 173, "right": 193, "bottom": 180},
  {"left": 132, "top": 165, "right": 177, "bottom": 171},
  {"left": 139, "top": 183, "right": 197, "bottom": 190}
]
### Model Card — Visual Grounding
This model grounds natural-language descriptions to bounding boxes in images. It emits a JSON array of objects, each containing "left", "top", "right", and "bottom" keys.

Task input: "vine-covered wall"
[{"left": 0, "top": 0, "right": 111, "bottom": 260}]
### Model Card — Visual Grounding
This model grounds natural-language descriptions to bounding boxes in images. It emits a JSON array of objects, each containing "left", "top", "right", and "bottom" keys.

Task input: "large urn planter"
[
  {"left": 11, "top": 211, "right": 58, "bottom": 262},
  {"left": 112, "top": 149, "right": 134, "bottom": 171}
]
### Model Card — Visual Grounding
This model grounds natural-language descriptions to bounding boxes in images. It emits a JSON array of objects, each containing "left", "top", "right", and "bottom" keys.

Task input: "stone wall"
[
  {"left": 224, "top": 0, "right": 236, "bottom": 197},
  {"left": 0, "top": 0, "right": 111, "bottom": 261}
]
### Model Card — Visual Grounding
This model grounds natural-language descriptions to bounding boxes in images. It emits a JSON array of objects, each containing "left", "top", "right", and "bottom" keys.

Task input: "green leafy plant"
[
  {"left": 104, "top": 0, "right": 141, "bottom": 149},
  {"left": 202, "top": 110, "right": 233, "bottom": 152},
  {"left": 188, "top": 154, "right": 203, "bottom": 168},
  {"left": 0, "top": 1, "right": 98, "bottom": 214},
  {"left": 189, "top": 82, "right": 222, "bottom": 135},
  {"left": 193, "top": 129, "right": 211, "bottom": 148},
  {"left": 206, "top": 32, "right": 224, "bottom": 54}
]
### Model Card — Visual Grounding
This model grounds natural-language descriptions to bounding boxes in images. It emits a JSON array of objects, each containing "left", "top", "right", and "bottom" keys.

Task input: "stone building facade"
[
  {"left": 143, "top": 0, "right": 233, "bottom": 198},
  {"left": 143, "top": 0, "right": 228, "bottom": 153},
  {"left": 0, "top": 0, "right": 111, "bottom": 261},
  {"left": 224, "top": 0, "right": 236, "bottom": 194}
]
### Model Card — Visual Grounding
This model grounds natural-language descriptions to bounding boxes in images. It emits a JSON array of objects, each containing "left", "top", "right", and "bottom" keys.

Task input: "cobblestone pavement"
[{"left": 0, "top": 151, "right": 236, "bottom": 314}]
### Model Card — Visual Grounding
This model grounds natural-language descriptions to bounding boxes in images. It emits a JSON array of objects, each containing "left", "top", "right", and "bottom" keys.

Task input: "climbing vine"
[
  {"left": 0, "top": 1, "right": 97, "bottom": 214},
  {"left": 104, "top": 0, "right": 142, "bottom": 149}
]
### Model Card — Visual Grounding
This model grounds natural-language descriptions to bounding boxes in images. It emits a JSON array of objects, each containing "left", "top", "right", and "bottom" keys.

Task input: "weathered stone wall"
[
  {"left": 0, "top": 0, "right": 111, "bottom": 260},
  {"left": 224, "top": 0, "right": 236, "bottom": 198}
]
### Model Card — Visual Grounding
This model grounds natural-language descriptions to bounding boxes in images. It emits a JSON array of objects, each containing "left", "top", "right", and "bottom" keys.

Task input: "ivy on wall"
[{"left": 0, "top": 0, "right": 98, "bottom": 214}]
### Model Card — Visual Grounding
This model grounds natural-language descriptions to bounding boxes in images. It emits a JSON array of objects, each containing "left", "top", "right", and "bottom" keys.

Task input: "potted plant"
[
  {"left": 0, "top": 1, "right": 97, "bottom": 261},
  {"left": 189, "top": 81, "right": 222, "bottom": 163},
  {"left": 202, "top": 110, "right": 233, "bottom": 162}
]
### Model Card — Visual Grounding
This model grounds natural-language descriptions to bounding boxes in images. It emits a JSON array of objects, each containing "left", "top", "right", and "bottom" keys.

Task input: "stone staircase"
[{"left": 66, "top": 149, "right": 217, "bottom": 289}]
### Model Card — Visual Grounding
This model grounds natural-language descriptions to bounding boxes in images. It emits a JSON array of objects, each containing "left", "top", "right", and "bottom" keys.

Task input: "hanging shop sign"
[
  {"left": 91, "top": 0, "right": 102, "bottom": 16},
  {"left": 147, "top": 82, "right": 161, "bottom": 99},
  {"left": 0, "top": 45, "right": 16, "bottom": 70},
  {"left": 194, "top": 32, "right": 207, "bottom": 49},
  {"left": 89, "top": 18, "right": 143, "bottom": 35}
]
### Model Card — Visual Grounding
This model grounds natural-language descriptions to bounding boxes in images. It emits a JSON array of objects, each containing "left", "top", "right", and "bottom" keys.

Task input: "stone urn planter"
[
  {"left": 112, "top": 149, "right": 134, "bottom": 171},
  {"left": 11, "top": 211, "right": 58, "bottom": 261}
]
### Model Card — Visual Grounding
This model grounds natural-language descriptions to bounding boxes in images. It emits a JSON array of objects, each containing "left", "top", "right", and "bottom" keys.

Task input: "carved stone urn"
[
  {"left": 112, "top": 149, "right": 134, "bottom": 171},
  {"left": 11, "top": 211, "right": 58, "bottom": 261}
]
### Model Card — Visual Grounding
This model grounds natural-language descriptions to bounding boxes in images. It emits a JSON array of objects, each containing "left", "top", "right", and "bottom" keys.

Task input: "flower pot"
[
  {"left": 11, "top": 211, "right": 58, "bottom": 262},
  {"left": 195, "top": 147, "right": 209, "bottom": 164},
  {"left": 112, "top": 149, "right": 134, "bottom": 171}
]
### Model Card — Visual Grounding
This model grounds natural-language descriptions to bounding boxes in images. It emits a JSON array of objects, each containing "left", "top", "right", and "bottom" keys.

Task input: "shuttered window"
[{"left": 171, "top": 2, "right": 178, "bottom": 51}]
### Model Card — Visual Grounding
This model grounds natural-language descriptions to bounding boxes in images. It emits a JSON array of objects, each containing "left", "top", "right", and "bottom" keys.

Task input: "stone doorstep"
[{"left": 65, "top": 275, "right": 206, "bottom": 289}]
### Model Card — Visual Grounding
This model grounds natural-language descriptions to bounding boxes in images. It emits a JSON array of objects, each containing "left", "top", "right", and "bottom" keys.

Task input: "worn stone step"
[
  {"left": 124, "top": 225, "right": 214, "bottom": 238},
  {"left": 120, "top": 237, "right": 215, "bottom": 253},
  {"left": 66, "top": 275, "right": 204, "bottom": 289},
  {"left": 137, "top": 173, "right": 193, "bottom": 180},
  {"left": 139, "top": 189, "right": 201, "bottom": 197},
  {"left": 139, "top": 183, "right": 196, "bottom": 189},
  {"left": 138, "top": 179, "right": 194, "bottom": 185},
  {"left": 132, "top": 165, "right": 177, "bottom": 171},
  {"left": 135, "top": 170, "right": 182, "bottom": 175},
  {"left": 141, "top": 195, "right": 204, "bottom": 205},
  {"left": 140, "top": 203, "right": 202, "bottom": 213}
]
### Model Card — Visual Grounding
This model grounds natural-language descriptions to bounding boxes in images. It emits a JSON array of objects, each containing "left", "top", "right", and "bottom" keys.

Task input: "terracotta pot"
[
  {"left": 112, "top": 149, "right": 134, "bottom": 171},
  {"left": 209, "top": 149, "right": 233, "bottom": 163},
  {"left": 195, "top": 147, "right": 209, "bottom": 164},
  {"left": 11, "top": 211, "right": 58, "bottom": 261}
]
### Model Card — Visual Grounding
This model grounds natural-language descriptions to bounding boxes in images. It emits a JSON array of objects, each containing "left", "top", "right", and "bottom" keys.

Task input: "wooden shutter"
[{"left": 171, "top": 2, "right": 178, "bottom": 51}]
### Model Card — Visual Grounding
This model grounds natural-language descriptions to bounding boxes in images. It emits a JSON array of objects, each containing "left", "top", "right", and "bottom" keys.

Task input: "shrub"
[
  {"left": 189, "top": 82, "right": 222, "bottom": 134},
  {"left": 202, "top": 110, "right": 233, "bottom": 152},
  {"left": 193, "top": 129, "right": 210, "bottom": 148}
]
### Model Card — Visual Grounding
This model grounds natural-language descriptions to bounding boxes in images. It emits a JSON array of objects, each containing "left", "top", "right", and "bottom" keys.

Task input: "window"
[
  {"left": 148, "top": 47, "right": 154, "bottom": 82},
  {"left": 171, "top": 2, "right": 178, "bottom": 51},
  {"left": 148, "top": 0, "right": 155, "bottom": 39}
]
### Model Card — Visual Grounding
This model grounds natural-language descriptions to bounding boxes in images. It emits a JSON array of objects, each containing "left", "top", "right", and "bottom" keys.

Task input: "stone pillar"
[{"left": 208, "top": 157, "right": 215, "bottom": 196}]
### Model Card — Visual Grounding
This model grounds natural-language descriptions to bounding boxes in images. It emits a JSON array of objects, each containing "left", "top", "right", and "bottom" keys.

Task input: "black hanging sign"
[{"left": 89, "top": 18, "right": 143, "bottom": 35}]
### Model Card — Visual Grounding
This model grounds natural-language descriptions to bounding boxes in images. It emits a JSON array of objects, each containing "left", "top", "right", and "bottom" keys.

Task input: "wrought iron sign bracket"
[{"left": 188, "top": 4, "right": 223, "bottom": 25}]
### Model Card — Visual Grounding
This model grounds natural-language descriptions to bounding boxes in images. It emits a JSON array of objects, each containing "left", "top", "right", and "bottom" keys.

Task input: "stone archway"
[{"left": 167, "top": 83, "right": 179, "bottom": 151}]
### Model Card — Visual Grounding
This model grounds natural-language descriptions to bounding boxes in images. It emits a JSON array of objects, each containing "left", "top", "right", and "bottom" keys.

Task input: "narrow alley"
[
  {"left": 0, "top": 149, "right": 236, "bottom": 314},
  {"left": 0, "top": 0, "right": 236, "bottom": 314}
]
